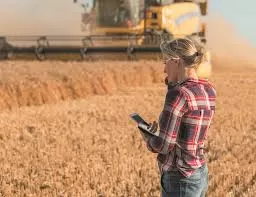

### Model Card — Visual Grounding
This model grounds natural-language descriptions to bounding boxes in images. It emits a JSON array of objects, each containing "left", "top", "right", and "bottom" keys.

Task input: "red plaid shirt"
[{"left": 147, "top": 78, "right": 216, "bottom": 177}]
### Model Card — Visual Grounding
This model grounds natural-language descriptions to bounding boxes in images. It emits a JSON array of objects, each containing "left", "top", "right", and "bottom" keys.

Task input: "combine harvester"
[{"left": 0, "top": 0, "right": 208, "bottom": 61}]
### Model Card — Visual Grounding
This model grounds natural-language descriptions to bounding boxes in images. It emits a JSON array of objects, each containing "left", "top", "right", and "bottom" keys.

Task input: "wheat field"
[{"left": 0, "top": 58, "right": 255, "bottom": 197}]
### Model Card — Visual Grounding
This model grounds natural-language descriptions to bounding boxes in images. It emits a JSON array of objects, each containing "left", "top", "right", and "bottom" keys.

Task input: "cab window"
[{"left": 161, "top": 0, "right": 175, "bottom": 5}]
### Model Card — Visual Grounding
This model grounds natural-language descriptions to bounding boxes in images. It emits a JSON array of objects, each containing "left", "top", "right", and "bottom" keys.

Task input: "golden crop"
[{"left": 0, "top": 59, "right": 255, "bottom": 197}]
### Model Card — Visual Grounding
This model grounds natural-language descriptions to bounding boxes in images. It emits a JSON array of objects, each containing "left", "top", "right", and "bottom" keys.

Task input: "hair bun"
[{"left": 195, "top": 51, "right": 203, "bottom": 57}]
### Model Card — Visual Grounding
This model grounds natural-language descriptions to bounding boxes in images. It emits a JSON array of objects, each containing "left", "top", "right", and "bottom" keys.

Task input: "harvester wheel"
[
  {"left": 80, "top": 36, "right": 94, "bottom": 61},
  {"left": 35, "top": 37, "right": 49, "bottom": 61}
]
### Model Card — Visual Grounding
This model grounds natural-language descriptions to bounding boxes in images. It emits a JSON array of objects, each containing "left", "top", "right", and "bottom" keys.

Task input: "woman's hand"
[{"left": 148, "top": 121, "right": 158, "bottom": 133}]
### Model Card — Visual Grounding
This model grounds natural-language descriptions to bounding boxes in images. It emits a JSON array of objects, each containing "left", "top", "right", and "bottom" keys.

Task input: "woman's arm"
[{"left": 147, "top": 88, "right": 188, "bottom": 154}]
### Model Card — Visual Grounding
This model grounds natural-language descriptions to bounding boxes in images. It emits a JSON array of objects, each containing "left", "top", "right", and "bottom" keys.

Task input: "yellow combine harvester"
[
  {"left": 1, "top": 0, "right": 210, "bottom": 72},
  {"left": 76, "top": 0, "right": 208, "bottom": 45},
  {"left": 74, "top": 0, "right": 211, "bottom": 77}
]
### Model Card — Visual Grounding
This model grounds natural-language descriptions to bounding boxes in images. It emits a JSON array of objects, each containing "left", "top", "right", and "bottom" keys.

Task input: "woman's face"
[{"left": 164, "top": 57, "right": 180, "bottom": 83}]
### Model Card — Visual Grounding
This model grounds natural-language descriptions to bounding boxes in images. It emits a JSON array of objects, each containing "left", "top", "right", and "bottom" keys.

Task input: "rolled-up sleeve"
[{"left": 147, "top": 88, "right": 188, "bottom": 154}]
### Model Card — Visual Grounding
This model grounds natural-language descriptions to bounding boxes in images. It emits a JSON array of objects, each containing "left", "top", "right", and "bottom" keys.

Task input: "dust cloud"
[
  {"left": 206, "top": 14, "right": 256, "bottom": 65},
  {"left": 0, "top": 0, "right": 84, "bottom": 36}
]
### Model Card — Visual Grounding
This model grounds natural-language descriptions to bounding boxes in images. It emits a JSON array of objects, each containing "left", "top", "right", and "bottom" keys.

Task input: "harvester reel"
[
  {"left": 127, "top": 45, "right": 136, "bottom": 60},
  {"left": 80, "top": 47, "right": 89, "bottom": 60},
  {"left": 127, "top": 36, "right": 137, "bottom": 60},
  {"left": 35, "top": 37, "right": 49, "bottom": 61},
  {"left": 80, "top": 36, "right": 93, "bottom": 60}
]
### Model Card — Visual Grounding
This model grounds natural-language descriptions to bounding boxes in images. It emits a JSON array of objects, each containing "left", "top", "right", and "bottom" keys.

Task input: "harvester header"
[{"left": 0, "top": 0, "right": 208, "bottom": 60}]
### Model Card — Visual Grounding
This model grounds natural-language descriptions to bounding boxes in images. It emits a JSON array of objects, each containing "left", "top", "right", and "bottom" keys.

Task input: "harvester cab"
[{"left": 72, "top": 0, "right": 212, "bottom": 78}]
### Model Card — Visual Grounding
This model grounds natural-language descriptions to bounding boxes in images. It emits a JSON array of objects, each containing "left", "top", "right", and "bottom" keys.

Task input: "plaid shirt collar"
[
  {"left": 185, "top": 78, "right": 209, "bottom": 84},
  {"left": 167, "top": 78, "right": 209, "bottom": 89}
]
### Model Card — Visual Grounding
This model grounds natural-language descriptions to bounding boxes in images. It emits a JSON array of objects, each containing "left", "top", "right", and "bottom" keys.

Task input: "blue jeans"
[{"left": 161, "top": 165, "right": 208, "bottom": 197}]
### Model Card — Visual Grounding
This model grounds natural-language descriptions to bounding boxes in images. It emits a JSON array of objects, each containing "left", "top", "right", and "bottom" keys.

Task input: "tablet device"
[
  {"left": 130, "top": 113, "right": 149, "bottom": 126},
  {"left": 130, "top": 113, "right": 157, "bottom": 137}
]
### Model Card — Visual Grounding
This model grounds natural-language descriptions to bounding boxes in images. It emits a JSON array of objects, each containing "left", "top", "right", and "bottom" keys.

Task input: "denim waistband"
[{"left": 167, "top": 164, "right": 206, "bottom": 174}]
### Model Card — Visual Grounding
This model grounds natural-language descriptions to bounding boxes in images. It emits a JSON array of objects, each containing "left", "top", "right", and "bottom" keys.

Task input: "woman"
[{"left": 146, "top": 38, "right": 216, "bottom": 197}]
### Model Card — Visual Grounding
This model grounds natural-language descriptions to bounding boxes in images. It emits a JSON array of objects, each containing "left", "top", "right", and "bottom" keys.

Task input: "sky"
[
  {"left": 210, "top": 0, "right": 256, "bottom": 47},
  {"left": 0, "top": 0, "right": 255, "bottom": 47}
]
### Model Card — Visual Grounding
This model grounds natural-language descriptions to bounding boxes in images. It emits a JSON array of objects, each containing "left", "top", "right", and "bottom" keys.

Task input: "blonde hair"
[
  {"left": 160, "top": 37, "right": 206, "bottom": 81},
  {"left": 160, "top": 37, "right": 205, "bottom": 68}
]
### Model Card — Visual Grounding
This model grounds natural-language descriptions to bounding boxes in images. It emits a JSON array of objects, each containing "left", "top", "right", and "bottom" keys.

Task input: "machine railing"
[
  {"left": 0, "top": 35, "right": 162, "bottom": 60},
  {"left": 0, "top": 33, "right": 205, "bottom": 60}
]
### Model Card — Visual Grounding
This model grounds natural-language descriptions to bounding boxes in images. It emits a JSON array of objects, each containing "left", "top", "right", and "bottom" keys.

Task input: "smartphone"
[{"left": 130, "top": 113, "right": 149, "bottom": 126}]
